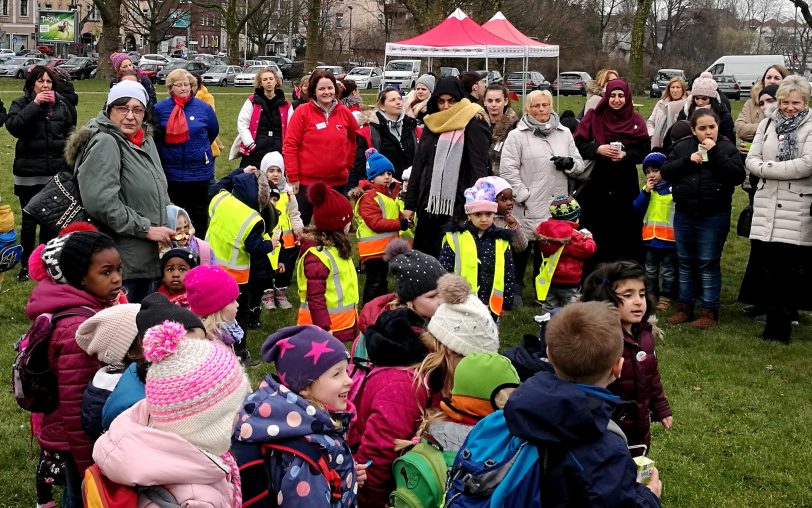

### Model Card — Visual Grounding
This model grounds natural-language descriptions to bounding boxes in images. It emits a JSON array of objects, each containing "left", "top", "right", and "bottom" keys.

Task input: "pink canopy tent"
[{"left": 481, "top": 12, "right": 559, "bottom": 58}]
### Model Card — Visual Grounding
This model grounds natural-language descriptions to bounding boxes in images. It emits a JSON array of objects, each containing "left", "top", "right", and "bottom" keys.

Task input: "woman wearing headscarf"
[
  {"left": 574, "top": 79, "right": 651, "bottom": 272},
  {"left": 403, "top": 76, "right": 491, "bottom": 258},
  {"left": 583, "top": 68, "right": 619, "bottom": 117}
]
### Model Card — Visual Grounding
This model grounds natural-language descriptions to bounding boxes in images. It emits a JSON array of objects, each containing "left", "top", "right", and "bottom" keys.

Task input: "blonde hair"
[
  {"left": 776, "top": 75, "right": 811, "bottom": 105},
  {"left": 202, "top": 308, "right": 231, "bottom": 342},
  {"left": 524, "top": 90, "right": 553, "bottom": 114},
  {"left": 664, "top": 77, "right": 687, "bottom": 101},
  {"left": 413, "top": 331, "right": 462, "bottom": 398},
  {"left": 595, "top": 68, "right": 619, "bottom": 88},
  {"left": 394, "top": 408, "right": 447, "bottom": 451},
  {"left": 254, "top": 67, "right": 282, "bottom": 89},
  {"left": 165, "top": 68, "right": 191, "bottom": 92}
]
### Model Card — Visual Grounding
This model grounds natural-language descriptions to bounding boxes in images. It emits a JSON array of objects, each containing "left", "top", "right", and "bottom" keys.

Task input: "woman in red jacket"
[{"left": 283, "top": 69, "right": 357, "bottom": 224}]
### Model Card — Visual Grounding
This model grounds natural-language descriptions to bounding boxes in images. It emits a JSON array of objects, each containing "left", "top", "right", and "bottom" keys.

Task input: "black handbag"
[
  {"left": 736, "top": 204, "right": 753, "bottom": 238},
  {"left": 23, "top": 172, "right": 92, "bottom": 234}
]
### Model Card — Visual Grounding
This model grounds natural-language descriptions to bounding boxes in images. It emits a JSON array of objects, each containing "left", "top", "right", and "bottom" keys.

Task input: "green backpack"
[{"left": 390, "top": 441, "right": 457, "bottom": 508}]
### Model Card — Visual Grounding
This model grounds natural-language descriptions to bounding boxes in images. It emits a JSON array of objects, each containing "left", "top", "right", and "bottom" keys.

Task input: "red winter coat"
[
  {"left": 357, "top": 292, "right": 398, "bottom": 336},
  {"left": 536, "top": 219, "right": 597, "bottom": 285},
  {"left": 608, "top": 321, "right": 672, "bottom": 450},
  {"left": 25, "top": 278, "right": 112, "bottom": 472},
  {"left": 283, "top": 100, "right": 357, "bottom": 187},
  {"left": 358, "top": 180, "right": 404, "bottom": 262}
]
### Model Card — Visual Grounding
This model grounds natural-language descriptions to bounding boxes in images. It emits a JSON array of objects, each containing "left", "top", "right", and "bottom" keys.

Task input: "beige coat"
[
  {"left": 746, "top": 111, "right": 812, "bottom": 246},
  {"left": 735, "top": 84, "right": 765, "bottom": 146},
  {"left": 646, "top": 97, "right": 687, "bottom": 148}
]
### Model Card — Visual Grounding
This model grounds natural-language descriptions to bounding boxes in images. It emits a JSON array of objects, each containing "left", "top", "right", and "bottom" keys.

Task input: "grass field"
[{"left": 0, "top": 79, "right": 810, "bottom": 506}]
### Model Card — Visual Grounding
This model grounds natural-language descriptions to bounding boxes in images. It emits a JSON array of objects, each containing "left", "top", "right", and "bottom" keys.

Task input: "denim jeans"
[
  {"left": 673, "top": 211, "right": 730, "bottom": 309},
  {"left": 540, "top": 286, "right": 580, "bottom": 314},
  {"left": 644, "top": 247, "right": 677, "bottom": 298},
  {"left": 62, "top": 452, "right": 82, "bottom": 508}
]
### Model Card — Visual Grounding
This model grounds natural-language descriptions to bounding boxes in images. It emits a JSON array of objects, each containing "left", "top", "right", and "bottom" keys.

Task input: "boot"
[
  {"left": 667, "top": 303, "right": 693, "bottom": 325},
  {"left": 275, "top": 286, "right": 293, "bottom": 310},
  {"left": 261, "top": 288, "right": 277, "bottom": 310},
  {"left": 16, "top": 267, "right": 29, "bottom": 283},
  {"left": 690, "top": 307, "right": 718, "bottom": 330},
  {"left": 656, "top": 296, "right": 671, "bottom": 311}
]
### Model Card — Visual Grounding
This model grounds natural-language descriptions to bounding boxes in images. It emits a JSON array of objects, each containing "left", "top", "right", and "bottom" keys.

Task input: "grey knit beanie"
[
  {"left": 384, "top": 239, "right": 447, "bottom": 302},
  {"left": 416, "top": 74, "right": 436, "bottom": 93}
]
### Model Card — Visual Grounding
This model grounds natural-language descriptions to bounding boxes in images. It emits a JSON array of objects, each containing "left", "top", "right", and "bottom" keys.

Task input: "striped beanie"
[{"left": 142, "top": 321, "right": 250, "bottom": 455}]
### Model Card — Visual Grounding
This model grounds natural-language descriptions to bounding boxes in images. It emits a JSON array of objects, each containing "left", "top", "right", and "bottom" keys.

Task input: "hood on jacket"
[
  {"left": 359, "top": 179, "right": 401, "bottom": 196},
  {"left": 504, "top": 371, "right": 619, "bottom": 446},
  {"left": 586, "top": 80, "right": 604, "bottom": 97},
  {"left": 356, "top": 108, "right": 378, "bottom": 127},
  {"left": 427, "top": 77, "right": 465, "bottom": 114},
  {"left": 536, "top": 219, "right": 580, "bottom": 242},
  {"left": 64, "top": 112, "right": 154, "bottom": 168},
  {"left": 166, "top": 204, "right": 192, "bottom": 231},
  {"left": 232, "top": 171, "right": 272, "bottom": 212},
  {"left": 25, "top": 277, "right": 108, "bottom": 320},
  {"left": 365, "top": 307, "right": 428, "bottom": 367}
]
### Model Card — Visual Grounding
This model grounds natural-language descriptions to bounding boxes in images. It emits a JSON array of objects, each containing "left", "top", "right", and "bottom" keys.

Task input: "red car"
[
  {"left": 137, "top": 63, "right": 162, "bottom": 83},
  {"left": 37, "top": 45, "right": 55, "bottom": 56}
]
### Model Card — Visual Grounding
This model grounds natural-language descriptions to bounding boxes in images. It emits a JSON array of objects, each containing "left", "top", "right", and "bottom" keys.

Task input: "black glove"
[
  {"left": 550, "top": 156, "right": 575, "bottom": 171},
  {"left": 400, "top": 218, "right": 410, "bottom": 231}
]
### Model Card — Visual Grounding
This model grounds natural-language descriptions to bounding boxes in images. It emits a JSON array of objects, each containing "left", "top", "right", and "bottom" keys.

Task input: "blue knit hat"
[
  {"left": 365, "top": 148, "right": 395, "bottom": 181},
  {"left": 643, "top": 152, "right": 666, "bottom": 170}
]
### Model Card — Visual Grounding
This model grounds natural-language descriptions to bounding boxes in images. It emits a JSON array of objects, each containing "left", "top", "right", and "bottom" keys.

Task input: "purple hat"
[{"left": 261, "top": 325, "right": 349, "bottom": 391}]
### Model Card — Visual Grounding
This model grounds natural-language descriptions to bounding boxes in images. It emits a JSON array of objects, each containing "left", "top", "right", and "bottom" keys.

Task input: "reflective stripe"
[
  {"left": 275, "top": 192, "right": 298, "bottom": 248},
  {"left": 206, "top": 191, "right": 263, "bottom": 285},
  {"left": 354, "top": 190, "right": 401, "bottom": 259},
  {"left": 231, "top": 211, "right": 260, "bottom": 265},
  {"left": 535, "top": 245, "right": 564, "bottom": 301},
  {"left": 296, "top": 245, "right": 359, "bottom": 332},
  {"left": 642, "top": 191, "right": 675, "bottom": 242},
  {"left": 443, "top": 231, "right": 508, "bottom": 315}
]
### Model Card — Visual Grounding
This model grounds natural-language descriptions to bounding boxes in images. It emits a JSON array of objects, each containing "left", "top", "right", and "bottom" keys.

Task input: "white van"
[
  {"left": 705, "top": 55, "right": 786, "bottom": 94},
  {"left": 383, "top": 60, "right": 421, "bottom": 90}
]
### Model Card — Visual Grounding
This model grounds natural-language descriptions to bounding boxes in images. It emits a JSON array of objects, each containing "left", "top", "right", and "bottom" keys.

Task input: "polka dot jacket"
[{"left": 233, "top": 375, "right": 357, "bottom": 507}]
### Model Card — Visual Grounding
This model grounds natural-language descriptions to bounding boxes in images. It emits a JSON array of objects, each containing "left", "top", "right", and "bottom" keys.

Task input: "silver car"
[
  {"left": 234, "top": 64, "right": 281, "bottom": 87},
  {"left": 552, "top": 71, "right": 592, "bottom": 96},
  {"left": 0, "top": 57, "right": 45, "bottom": 79},
  {"left": 202, "top": 65, "right": 242, "bottom": 87},
  {"left": 345, "top": 67, "right": 382, "bottom": 89}
]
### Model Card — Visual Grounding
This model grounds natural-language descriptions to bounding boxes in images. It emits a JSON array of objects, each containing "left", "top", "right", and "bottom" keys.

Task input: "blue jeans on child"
[
  {"left": 673, "top": 211, "right": 730, "bottom": 309},
  {"left": 644, "top": 247, "right": 676, "bottom": 298},
  {"left": 540, "top": 286, "right": 580, "bottom": 314}
]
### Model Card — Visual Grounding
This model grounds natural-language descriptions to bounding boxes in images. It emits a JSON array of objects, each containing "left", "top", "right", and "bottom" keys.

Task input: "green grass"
[{"left": 0, "top": 79, "right": 810, "bottom": 506}]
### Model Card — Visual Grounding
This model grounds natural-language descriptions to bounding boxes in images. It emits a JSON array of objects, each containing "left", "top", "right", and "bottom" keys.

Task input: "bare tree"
[
  {"left": 646, "top": 0, "right": 692, "bottom": 65},
  {"left": 191, "top": 0, "right": 266, "bottom": 64},
  {"left": 92, "top": 0, "right": 123, "bottom": 79},
  {"left": 122, "top": 0, "right": 189, "bottom": 53},
  {"left": 628, "top": 0, "right": 653, "bottom": 93}
]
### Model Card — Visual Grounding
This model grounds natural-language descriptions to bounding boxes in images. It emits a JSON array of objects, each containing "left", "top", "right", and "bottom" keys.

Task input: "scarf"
[
  {"left": 218, "top": 321, "right": 245, "bottom": 346},
  {"left": 165, "top": 95, "right": 190, "bottom": 144},
  {"left": 127, "top": 128, "right": 144, "bottom": 147},
  {"left": 574, "top": 79, "right": 649, "bottom": 146},
  {"left": 381, "top": 109, "right": 405, "bottom": 140},
  {"left": 409, "top": 96, "right": 429, "bottom": 118},
  {"left": 220, "top": 451, "right": 242, "bottom": 508},
  {"left": 341, "top": 95, "right": 362, "bottom": 110},
  {"left": 524, "top": 112, "right": 559, "bottom": 137},
  {"left": 775, "top": 108, "right": 809, "bottom": 162},
  {"left": 423, "top": 99, "right": 483, "bottom": 216}
]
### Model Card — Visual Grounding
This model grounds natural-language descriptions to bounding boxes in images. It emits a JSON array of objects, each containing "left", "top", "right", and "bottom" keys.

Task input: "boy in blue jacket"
[{"left": 504, "top": 301, "right": 663, "bottom": 507}]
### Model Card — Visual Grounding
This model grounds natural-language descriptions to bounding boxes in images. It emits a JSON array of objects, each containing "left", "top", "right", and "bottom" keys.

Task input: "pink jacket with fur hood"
[{"left": 92, "top": 400, "right": 237, "bottom": 507}]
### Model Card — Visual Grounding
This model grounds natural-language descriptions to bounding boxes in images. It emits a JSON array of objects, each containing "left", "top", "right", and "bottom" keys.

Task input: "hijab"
[
  {"left": 574, "top": 79, "right": 649, "bottom": 146},
  {"left": 426, "top": 77, "right": 465, "bottom": 115}
]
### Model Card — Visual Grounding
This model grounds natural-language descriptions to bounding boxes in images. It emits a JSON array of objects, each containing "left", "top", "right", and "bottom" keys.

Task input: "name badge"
[{"left": 316, "top": 122, "right": 327, "bottom": 130}]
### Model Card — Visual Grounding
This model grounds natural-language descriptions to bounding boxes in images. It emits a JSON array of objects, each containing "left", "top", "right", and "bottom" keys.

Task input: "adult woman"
[
  {"left": 292, "top": 73, "right": 311, "bottom": 109},
  {"left": 677, "top": 72, "right": 735, "bottom": 144},
  {"left": 484, "top": 84, "right": 519, "bottom": 173},
  {"left": 108, "top": 52, "right": 157, "bottom": 111},
  {"left": 501, "top": 89, "right": 583, "bottom": 298},
  {"left": 661, "top": 109, "right": 744, "bottom": 329},
  {"left": 71, "top": 81, "right": 174, "bottom": 302},
  {"left": 230, "top": 67, "right": 292, "bottom": 169},
  {"left": 574, "top": 79, "right": 651, "bottom": 272},
  {"left": 5, "top": 65, "right": 77, "bottom": 281},
  {"left": 735, "top": 65, "right": 789, "bottom": 155},
  {"left": 356, "top": 87, "right": 419, "bottom": 180},
  {"left": 404, "top": 74, "right": 435, "bottom": 123},
  {"left": 283, "top": 69, "right": 357, "bottom": 224},
  {"left": 340, "top": 78, "right": 363, "bottom": 111},
  {"left": 403, "top": 77, "right": 490, "bottom": 258},
  {"left": 154, "top": 68, "right": 219, "bottom": 238},
  {"left": 647, "top": 76, "right": 688, "bottom": 149},
  {"left": 188, "top": 71, "right": 224, "bottom": 159},
  {"left": 583, "top": 68, "right": 619, "bottom": 116},
  {"left": 745, "top": 75, "right": 812, "bottom": 342}
]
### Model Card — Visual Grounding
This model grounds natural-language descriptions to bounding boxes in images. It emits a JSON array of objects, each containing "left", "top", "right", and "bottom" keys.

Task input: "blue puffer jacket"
[
  {"left": 101, "top": 363, "right": 145, "bottom": 431},
  {"left": 504, "top": 372, "right": 661, "bottom": 508},
  {"left": 154, "top": 96, "right": 219, "bottom": 182}
]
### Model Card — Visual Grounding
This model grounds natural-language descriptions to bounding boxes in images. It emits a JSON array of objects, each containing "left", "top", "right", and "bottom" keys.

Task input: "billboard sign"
[{"left": 38, "top": 11, "right": 76, "bottom": 43}]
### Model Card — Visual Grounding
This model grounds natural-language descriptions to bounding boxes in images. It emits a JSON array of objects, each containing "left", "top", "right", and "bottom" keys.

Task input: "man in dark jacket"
[{"left": 504, "top": 302, "right": 663, "bottom": 507}]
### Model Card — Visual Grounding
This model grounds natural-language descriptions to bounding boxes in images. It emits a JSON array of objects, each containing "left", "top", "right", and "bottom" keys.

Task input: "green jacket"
[{"left": 69, "top": 111, "right": 169, "bottom": 279}]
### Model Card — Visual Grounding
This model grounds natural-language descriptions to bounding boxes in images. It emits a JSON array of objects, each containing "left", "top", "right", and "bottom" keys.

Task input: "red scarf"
[
  {"left": 574, "top": 79, "right": 649, "bottom": 146},
  {"left": 165, "top": 95, "right": 190, "bottom": 144},
  {"left": 127, "top": 128, "right": 144, "bottom": 147}
]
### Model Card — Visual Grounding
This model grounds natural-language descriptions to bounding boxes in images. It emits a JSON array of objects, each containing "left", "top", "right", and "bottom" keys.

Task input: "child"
[
  {"left": 503, "top": 301, "right": 662, "bottom": 506},
  {"left": 156, "top": 247, "right": 199, "bottom": 308},
  {"left": 354, "top": 148, "right": 410, "bottom": 304},
  {"left": 233, "top": 325, "right": 362, "bottom": 507},
  {"left": 92, "top": 320, "right": 250, "bottom": 506},
  {"left": 581, "top": 261, "right": 673, "bottom": 451},
  {"left": 632, "top": 152, "right": 676, "bottom": 311},
  {"left": 166, "top": 204, "right": 215, "bottom": 265},
  {"left": 260, "top": 151, "right": 303, "bottom": 310},
  {"left": 184, "top": 264, "right": 245, "bottom": 353},
  {"left": 439, "top": 178, "right": 515, "bottom": 320},
  {"left": 296, "top": 182, "right": 358, "bottom": 343},
  {"left": 25, "top": 226, "right": 123, "bottom": 506},
  {"left": 535, "top": 195, "right": 596, "bottom": 312},
  {"left": 396, "top": 167, "right": 417, "bottom": 245},
  {"left": 479, "top": 175, "right": 529, "bottom": 253}
]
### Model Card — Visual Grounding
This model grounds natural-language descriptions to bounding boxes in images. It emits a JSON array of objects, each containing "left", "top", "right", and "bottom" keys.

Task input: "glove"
[
  {"left": 550, "top": 156, "right": 575, "bottom": 171},
  {"left": 400, "top": 218, "right": 410, "bottom": 231}
]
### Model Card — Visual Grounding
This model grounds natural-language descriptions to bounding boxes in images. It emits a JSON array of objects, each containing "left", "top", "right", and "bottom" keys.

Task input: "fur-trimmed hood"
[
  {"left": 490, "top": 107, "right": 519, "bottom": 143},
  {"left": 65, "top": 111, "right": 154, "bottom": 167},
  {"left": 586, "top": 80, "right": 604, "bottom": 97},
  {"left": 356, "top": 108, "right": 379, "bottom": 127}
]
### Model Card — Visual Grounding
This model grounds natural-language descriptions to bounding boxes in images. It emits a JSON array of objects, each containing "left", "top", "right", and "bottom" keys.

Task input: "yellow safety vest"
[
  {"left": 397, "top": 198, "right": 416, "bottom": 246},
  {"left": 296, "top": 245, "right": 359, "bottom": 333},
  {"left": 642, "top": 190, "right": 675, "bottom": 242},
  {"left": 206, "top": 191, "right": 262, "bottom": 284},
  {"left": 535, "top": 245, "right": 565, "bottom": 301},
  {"left": 443, "top": 231, "right": 508, "bottom": 315},
  {"left": 276, "top": 191, "right": 297, "bottom": 248},
  {"left": 354, "top": 191, "right": 400, "bottom": 260}
]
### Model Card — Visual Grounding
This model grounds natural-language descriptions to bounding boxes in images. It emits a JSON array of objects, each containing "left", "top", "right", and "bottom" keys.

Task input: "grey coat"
[{"left": 68, "top": 112, "right": 170, "bottom": 279}]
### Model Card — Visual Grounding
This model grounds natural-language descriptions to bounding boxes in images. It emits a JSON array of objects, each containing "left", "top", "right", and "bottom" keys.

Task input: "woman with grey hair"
[{"left": 745, "top": 75, "right": 812, "bottom": 343}]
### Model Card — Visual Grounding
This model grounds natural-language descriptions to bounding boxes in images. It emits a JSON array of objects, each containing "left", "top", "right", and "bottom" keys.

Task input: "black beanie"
[
  {"left": 759, "top": 84, "right": 779, "bottom": 100},
  {"left": 427, "top": 77, "right": 465, "bottom": 114},
  {"left": 136, "top": 293, "right": 204, "bottom": 339},
  {"left": 160, "top": 247, "right": 199, "bottom": 272},
  {"left": 365, "top": 308, "right": 429, "bottom": 366},
  {"left": 384, "top": 238, "right": 447, "bottom": 302},
  {"left": 41, "top": 231, "right": 116, "bottom": 289}
]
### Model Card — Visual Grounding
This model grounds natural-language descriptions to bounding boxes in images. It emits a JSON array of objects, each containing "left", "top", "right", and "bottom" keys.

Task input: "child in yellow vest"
[
  {"left": 296, "top": 182, "right": 359, "bottom": 343},
  {"left": 439, "top": 179, "right": 515, "bottom": 321},
  {"left": 632, "top": 152, "right": 676, "bottom": 311}
]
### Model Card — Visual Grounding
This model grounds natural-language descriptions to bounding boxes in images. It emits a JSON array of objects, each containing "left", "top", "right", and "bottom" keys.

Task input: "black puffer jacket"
[
  {"left": 660, "top": 136, "right": 745, "bottom": 217},
  {"left": 358, "top": 111, "right": 419, "bottom": 181},
  {"left": 6, "top": 91, "right": 77, "bottom": 179}
]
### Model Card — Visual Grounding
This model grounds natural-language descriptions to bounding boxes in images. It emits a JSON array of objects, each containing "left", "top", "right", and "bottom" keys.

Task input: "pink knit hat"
[
  {"left": 143, "top": 321, "right": 250, "bottom": 455},
  {"left": 475, "top": 176, "right": 511, "bottom": 198},
  {"left": 691, "top": 72, "right": 719, "bottom": 101},
  {"left": 184, "top": 265, "right": 240, "bottom": 317},
  {"left": 109, "top": 52, "right": 131, "bottom": 74},
  {"left": 463, "top": 179, "right": 498, "bottom": 214}
]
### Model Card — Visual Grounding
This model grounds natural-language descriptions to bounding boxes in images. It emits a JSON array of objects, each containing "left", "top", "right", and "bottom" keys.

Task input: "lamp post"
[{"left": 347, "top": 5, "right": 352, "bottom": 59}]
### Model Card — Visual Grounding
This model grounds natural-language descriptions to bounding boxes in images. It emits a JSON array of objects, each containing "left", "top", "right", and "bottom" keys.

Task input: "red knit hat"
[{"left": 308, "top": 182, "right": 353, "bottom": 232}]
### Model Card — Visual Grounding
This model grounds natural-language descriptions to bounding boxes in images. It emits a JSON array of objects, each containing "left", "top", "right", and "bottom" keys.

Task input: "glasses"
[
  {"left": 172, "top": 82, "right": 191, "bottom": 89},
  {"left": 112, "top": 105, "right": 145, "bottom": 116}
]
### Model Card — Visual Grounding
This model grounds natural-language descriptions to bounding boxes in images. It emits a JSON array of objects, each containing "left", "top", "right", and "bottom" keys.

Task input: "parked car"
[
  {"left": 138, "top": 63, "right": 162, "bottom": 83},
  {"left": 57, "top": 57, "right": 97, "bottom": 80},
  {"left": 503, "top": 71, "right": 550, "bottom": 93},
  {"left": 202, "top": 65, "right": 242, "bottom": 87},
  {"left": 140, "top": 53, "right": 171, "bottom": 66},
  {"left": 649, "top": 68, "right": 687, "bottom": 98},
  {"left": 0, "top": 57, "right": 47, "bottom": 78},
  {"left": 713, "top": 74, "right": 741, "bottom": 101},
  {"left": 127, "top": 51, "right": 141, "bottom": 65},
  {"left": 315, "top": 65, "right": 346, "bottom": 81},
  {"left": 477, "top": 70, "right": 503, "bottom": 85},
  {"left": 155, "top": 60, "right": 209, "bottom": 84},
  {"left": 345, "top": 66, "right": 382, "bottom": 89},
  {"left": 0, "top": 49, "right": 15, "bottom": 56},
  {"left": 552, "top": 71, "right": 591, "bottom": 96},
  {"left": 234, "top": 63, "right": 281, "bottom": 87},
  {"left": 440, "top": 66, "right": 460, "bottom": 78},
  {"left": 46, "top": 57, "right": 66, "bottom": 68},
  {"left": 36, "top": 45, "right": 55, "bottom": 56},
  {"left": 257, "top": 55, "right": 303, "bottom": 80}
]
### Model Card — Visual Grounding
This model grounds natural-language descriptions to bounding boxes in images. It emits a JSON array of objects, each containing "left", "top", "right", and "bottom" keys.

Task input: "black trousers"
[
  {"left": 15, "top": 184, "right": 56, "bottom": 268},
  {"left": 362, "top": 258, "right": 389, "bottom": 304},
  {"left": 168, "top": 180, "right": 211, "bottom": 240},
  {"left": 513, "top": 241, "right": 543, "bottom": 294},
  {"left": 413, "top": 212, "right": 454, "bottom": 259},
  {"left": 274, "top": 246, "right": 300, "bottom": 288}
]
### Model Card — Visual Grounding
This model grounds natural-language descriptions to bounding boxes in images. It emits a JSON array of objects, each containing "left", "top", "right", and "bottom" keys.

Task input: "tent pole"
[
  {"left": 383, "top": 52, "right": 388, "bottom": 91},
  {"left": 556, "top": 54, "right": 560, "bottom": 111},
  {"left": 522, "top": 51, "right": 527, "bottom": 109}
]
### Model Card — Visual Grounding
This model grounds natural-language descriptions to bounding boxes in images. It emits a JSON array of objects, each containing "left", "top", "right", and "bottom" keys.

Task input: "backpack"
[
  {"left": 83, "top": 463, "right": 180, "bottom": 508},
  {"left": 12, "top": 306, "right": 95, "bottom": 413},
  {"left": 390, "top": 441, "right": 456, "bottom": 508},
  {"left": 233, "top": 439, "right": 343, "bottom": 507},
  {"left": 0, "top": 229, "right": 23, "bottom": 274}
]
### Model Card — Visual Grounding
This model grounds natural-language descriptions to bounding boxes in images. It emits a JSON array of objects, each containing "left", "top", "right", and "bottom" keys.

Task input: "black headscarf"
[{"left": 426, "top": 77, "right": 465, "bottom": 114}]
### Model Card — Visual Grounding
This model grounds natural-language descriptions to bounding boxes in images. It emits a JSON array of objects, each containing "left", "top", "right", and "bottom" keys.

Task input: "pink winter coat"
[{"left": 92, "top": 400, "right": 237, "bottom": 507}]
